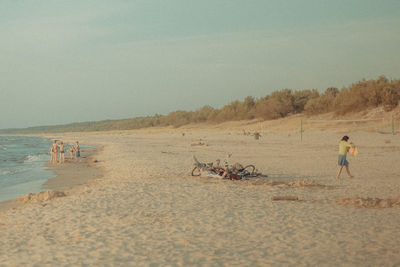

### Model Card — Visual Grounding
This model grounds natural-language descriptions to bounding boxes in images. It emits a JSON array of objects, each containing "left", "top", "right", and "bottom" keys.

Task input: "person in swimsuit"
[
  {"left": 69, "top": 145, "right": 75, "bottom": 160},
  {"left": 49, "top": 140, "right": 58, "bottom": 164},
  {"left": 59, "top": 141, "right": 65, "bottom": 163},
  {"left": 336, "top": 135, "right": 354, "bottom": 179},
  {"left": 75, "top": 141, "right": 80, "bottom": 161}
]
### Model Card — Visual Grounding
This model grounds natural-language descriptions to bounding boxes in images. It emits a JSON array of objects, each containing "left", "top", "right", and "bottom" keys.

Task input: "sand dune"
[{"left": 0, "top": 126, "right": 399, "bottom": 266}]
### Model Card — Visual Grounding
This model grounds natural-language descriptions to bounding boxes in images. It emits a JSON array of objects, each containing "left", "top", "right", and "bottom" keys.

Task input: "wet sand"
[
  {"left": 42, "top": 147, "right": 104, "bottom": 192},
  {"left": 0, "top": 128, "right": 399, "bottom": 266}
]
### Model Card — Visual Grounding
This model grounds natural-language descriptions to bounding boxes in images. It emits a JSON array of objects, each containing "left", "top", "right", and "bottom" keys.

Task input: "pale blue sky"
[{"left": 1, "top": 0, "right": 400, "bottom": 129}]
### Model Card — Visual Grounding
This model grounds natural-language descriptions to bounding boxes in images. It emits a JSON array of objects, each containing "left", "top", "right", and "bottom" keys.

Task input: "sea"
[{"left": 0, "top": 136, "right": 55, "bottom": 203}]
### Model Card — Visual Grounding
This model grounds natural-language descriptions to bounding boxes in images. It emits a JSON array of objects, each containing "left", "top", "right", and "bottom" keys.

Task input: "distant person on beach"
[
  {"left": 49, "top": 140, "right": 58, "bottom": 164},
  {"left": 336, "top": 135, "right": 354, "bottom": 179},
  {"left": 69, "top": 145, "right": 75, "bottom": 160},
  {"left": 75, "top": 141, "right": 80, "bottom": 160},
  {"left": 59, "top": 141, "right": 65, "bottom": 164}
]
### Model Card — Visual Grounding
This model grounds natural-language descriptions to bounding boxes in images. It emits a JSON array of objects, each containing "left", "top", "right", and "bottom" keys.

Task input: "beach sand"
[{"left": 0, "top": 125, "right": 399, "bottom": 266}]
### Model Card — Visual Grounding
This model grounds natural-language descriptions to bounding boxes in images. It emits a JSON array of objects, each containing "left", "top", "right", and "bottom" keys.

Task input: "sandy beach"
[{"left": 0, "top": 123, "right": 399, "bottom": 266}]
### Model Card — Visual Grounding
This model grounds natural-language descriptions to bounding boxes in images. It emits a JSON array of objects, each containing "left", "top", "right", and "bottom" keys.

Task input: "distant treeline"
[{"left": 1, "top": 76, "right": 399, "bottom": 134}]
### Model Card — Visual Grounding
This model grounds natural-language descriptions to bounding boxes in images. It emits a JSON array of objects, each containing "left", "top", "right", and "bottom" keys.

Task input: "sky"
[{"left": 1, "top": 0, "right": 400, "bottom": 129}]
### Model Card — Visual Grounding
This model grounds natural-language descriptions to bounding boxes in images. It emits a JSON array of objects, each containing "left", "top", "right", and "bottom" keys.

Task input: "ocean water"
[{"left": 0, "top": 136, "right": 54, "bottom": 202}]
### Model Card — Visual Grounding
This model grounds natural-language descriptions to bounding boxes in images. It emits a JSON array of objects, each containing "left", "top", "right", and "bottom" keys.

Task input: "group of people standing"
[{"left": 49, "top": 140, "right": 80, "bottom": 164}]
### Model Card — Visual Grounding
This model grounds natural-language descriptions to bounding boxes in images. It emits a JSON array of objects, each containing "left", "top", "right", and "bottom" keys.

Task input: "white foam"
[
  {"left": 23, "top": 154, "right": 49, "bottom": 163},
  {"left": 0, "top": 165, "right": 29, "bottom": 177},
  {"left": 0, "top": 170, "right": 12, "bottom": 176},
  {"left": 24, "top": 155, "right": 40, "bottom": 163}
]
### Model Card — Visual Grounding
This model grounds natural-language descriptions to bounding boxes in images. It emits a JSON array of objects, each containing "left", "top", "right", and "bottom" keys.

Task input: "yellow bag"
[{"left": 349, "top": 146, "right": 358, "bottom": 156}]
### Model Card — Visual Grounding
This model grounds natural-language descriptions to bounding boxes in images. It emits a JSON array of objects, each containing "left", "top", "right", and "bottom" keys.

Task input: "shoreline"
[{"left": 0, "top": 144, "right": 104, "bottom": 213}]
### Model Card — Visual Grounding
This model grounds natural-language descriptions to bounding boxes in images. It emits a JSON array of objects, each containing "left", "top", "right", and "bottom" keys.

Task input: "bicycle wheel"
[
  {"left": 191, "top": 166, "right": 201, "bottom": 176},
  {"left": 243, "top": 165, "right": 255, "bottom": 174}
]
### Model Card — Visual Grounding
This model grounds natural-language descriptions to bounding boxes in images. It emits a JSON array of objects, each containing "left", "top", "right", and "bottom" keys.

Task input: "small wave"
[
  {"left": 0, "top": 170, "right": 12, "bottom": 176},
  {"left": 2, "top": 157, "right": 19, "bottom": 163},
  {"left": 0, "top": 167, "right": 28, "bottom": 176},
  {"left": 24, "top": 154, "right": 41, "bottom": 163},
  {"left": 20, "top": 153, "right": 49, "bottom": 163}
]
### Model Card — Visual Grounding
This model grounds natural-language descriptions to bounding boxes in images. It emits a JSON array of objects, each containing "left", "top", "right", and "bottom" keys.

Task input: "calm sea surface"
[{"left": 0, "top": 136, "right": 54, "bottom": 202}]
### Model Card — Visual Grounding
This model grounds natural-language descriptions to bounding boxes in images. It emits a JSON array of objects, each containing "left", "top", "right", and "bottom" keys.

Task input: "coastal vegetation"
[{"left": 1, "top": 76, "right": 399, "bottom": 134}]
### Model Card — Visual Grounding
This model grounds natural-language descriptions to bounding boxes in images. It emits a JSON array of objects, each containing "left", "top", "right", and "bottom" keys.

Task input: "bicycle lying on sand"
[{"left": 191, "top": 156, "right": 268, "bottom": 180}]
